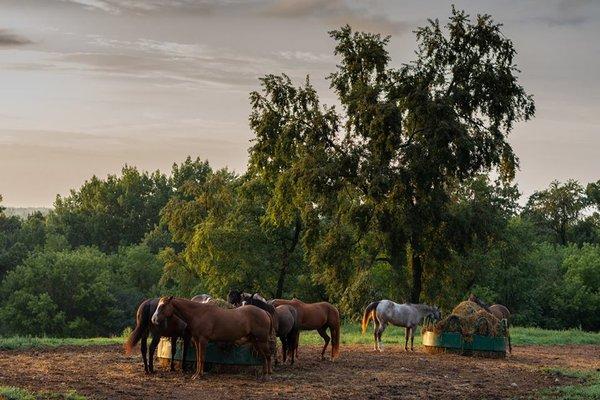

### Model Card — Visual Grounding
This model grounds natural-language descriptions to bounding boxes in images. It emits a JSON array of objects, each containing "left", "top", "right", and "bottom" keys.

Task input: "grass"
[
  {"left": 0, "top": 386, "right": 86, "bottom": 400},
  {"left": 1, "top": 324, "right": 598, "bottom": 351},
  {"left": 540, "top": 369, "right": 600, "bottom": 399},
  {"left": 299, "top": 323, "right": 600, "bottom": 347},
  {"left": 0, "top": 336, "right": 123, "bottom": 350}
]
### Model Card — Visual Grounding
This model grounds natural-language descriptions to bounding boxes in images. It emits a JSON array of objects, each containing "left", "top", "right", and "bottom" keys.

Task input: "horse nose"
[{"left": 151, "top": 315, "right": 157, "bottom": 324}]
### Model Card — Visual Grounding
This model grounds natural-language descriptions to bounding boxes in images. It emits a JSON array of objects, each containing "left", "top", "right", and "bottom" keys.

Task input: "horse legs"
[
  {"left": 376, "top": 322, "right": 387, "bottom": 352},
  {"left": 279, "top": 336, "right": 286, "bottom": 365},
  {"left": 373, "top": 317, "right": 381, "bottom": 351},
  {"left": 169, "top": 336, "right": 177, "bottom": 371},
  {"left": 404, "top": 327, "right": 410, "bottom": 351},
  {"left": 410, "top": 326, "right": 416, "bottom": 351},
  {"left": 294, "top": 330, "right": 300, "bottom": 359},
  {"left": 317, "top": 326, "right": 330, "bottom": 360},
  {"left": 148, "top": 335, "right": 160, "bottom": 373},
  {"left": 182, "top": 335, "right": 190, "bottom": 372},
  {"left": 288, "top": 330, "right": 297, "bottom": 365},
  {"left": 140, "top": 332, "right": 149, "bottom": 373},
  {"left": 191, "top": 337, "right": 206, "bottom": 380},
  {"left": 507, "top": 327, "right": 512, "bottom": 354}
]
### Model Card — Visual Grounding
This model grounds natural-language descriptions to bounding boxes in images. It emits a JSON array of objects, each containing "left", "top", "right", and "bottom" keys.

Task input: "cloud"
[
  {"left": 261, "top": 0, "right": 408, "bottom": 35},
  {"left": 536, "top": 0, "right": 600, "bottom": 26},
  {"left": 0, "top": 29, "right": 32, "bottom": 47},
  {"left": 59, "top": 0, "right": 242, "bottom": 15}
]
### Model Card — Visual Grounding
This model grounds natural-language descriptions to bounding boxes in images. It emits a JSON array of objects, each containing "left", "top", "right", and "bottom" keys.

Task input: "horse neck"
[
  {"left": 171, "top": 298, "right": 200, "bottom": 322},
  {"left": 412, "top": 304, "right": 434, "bottom": 320}
]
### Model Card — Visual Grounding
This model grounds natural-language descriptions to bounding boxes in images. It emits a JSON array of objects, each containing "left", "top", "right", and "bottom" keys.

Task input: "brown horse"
[
  {"left": 124, "top": 298, "right": 190, "bottom": 373},
  {"left": 468, "top": 294, "right": 512, "bottom": 353},
  {"left": 274, "top": 305, "right": 299, "bottom": 365},
  {"left": 152, "top": 296, "right": 275, "bottom": 379},
  {"left": 270, "top": 299, "right": 340, "bottom": 360}
]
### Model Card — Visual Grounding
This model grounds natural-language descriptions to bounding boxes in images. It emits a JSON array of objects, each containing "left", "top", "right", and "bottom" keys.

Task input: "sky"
[{"left": 0, "top": 0, "right": 599, "bottom": 207}]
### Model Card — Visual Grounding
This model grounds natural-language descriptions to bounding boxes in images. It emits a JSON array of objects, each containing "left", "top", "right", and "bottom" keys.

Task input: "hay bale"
[
  {"left": 452, "top": 301, "right": 483, "bottom": 317},
  {"left": 207, "top": 298, "right": 235, "bottom": 309},
  {"left": 424, "top": 302, "right": 503, "bottom": 339}
]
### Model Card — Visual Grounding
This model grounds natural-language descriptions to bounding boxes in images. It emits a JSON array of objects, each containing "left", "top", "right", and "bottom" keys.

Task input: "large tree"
[
  {"left": 48, "top": 166, "right": 171, "bottom": 252},
  {"left": 249, "top": 8, "right": 534, "bottom": 302},
  {"left": 524, "top": 180, "right": 587, "bottom": 245}
]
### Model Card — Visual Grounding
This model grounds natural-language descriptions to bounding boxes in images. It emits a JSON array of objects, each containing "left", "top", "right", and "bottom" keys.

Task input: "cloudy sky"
[{"left": 1, "top": 0, "right": 599, "bottom": 206}]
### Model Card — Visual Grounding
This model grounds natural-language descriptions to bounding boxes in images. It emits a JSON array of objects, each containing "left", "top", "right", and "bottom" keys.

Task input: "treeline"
[{"left": 0, "top": 9, "right": 599, "bottom": 337}]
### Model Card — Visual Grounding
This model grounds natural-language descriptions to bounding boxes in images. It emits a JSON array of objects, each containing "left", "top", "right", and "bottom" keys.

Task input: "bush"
[{"left": 0, "top": 245, "right": 161, "bottom": 337}]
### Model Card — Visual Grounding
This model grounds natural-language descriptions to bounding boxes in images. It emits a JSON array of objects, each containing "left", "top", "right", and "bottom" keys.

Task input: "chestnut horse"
[
  {"left": 468, "top": 294, "right": 512, "bottom": 353},
  {"left": 124, "top": 298, "right": 190, "bottom": 373},
  {"left": 270, "top": 299, "right": 340, "bottom": 360},
  {"left": 152, "top": 296, "right": 275, "bottom": 379}
]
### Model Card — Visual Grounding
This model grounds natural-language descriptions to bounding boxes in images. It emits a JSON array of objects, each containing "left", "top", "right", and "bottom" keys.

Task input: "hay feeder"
[
  {"left": 422, "top": 301, "right": 509, "bottom": 358},
  {"left": 156, "top": 337, "right": 263, "bottom": 373}
]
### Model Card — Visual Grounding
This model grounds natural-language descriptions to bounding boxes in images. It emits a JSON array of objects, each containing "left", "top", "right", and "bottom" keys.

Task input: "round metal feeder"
[
  {"left": 156, "top": 337, "right": 263, "bottom": 372},
  {"left": 422, "top": 331, "right": 508, "bottom": 358}
]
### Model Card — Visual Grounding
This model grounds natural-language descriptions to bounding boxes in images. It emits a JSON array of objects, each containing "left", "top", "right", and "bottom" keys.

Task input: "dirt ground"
[{"left": 1, "top": 344, "right": 599, "bottom": 399}]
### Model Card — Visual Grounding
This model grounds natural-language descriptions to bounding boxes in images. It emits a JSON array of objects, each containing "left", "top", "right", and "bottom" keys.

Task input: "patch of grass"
[
  {"left": 299, "top": 323, "right": 600, "bottom": 347},
  {"left": 0, "top": 336, "right": 123, "bottom": 350},
  {"left": 0, "top": 386, "right": 86, "bottom": 400},
  {"left": 540, "top": 368, "right": 600, "bottom": 399},
  {"left": 1, "top": 324, "right": 598, "bottom": 350}
]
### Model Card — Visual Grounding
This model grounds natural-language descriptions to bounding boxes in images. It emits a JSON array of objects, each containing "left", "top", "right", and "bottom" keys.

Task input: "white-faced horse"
[{"left": 361, "top": 300, "right": 441, "bottom": 351}]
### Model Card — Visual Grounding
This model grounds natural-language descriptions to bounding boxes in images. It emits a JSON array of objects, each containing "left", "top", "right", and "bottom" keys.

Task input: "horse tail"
[
  {"left": 330, "top": 305, "right": 341, "bottom": 359},
  {"left": 361, "top": 301, "right": 380, "bottom": 335},
  {"left": 268, "top": 311, "right": 277, "bottom": 357},
  {"left": 124, "top": 300, "right": 149, "bottom": 355}
]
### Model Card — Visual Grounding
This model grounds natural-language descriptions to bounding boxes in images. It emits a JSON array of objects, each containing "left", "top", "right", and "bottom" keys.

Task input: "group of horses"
[
  {"left": 125, "top": 291, "right": 340, "bottom": 380},
  {"left": 125, "top": 292, "right": 509, "bottom": 380}
]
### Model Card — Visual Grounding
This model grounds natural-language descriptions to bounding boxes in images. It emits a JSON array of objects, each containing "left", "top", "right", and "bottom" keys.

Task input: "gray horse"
[{"left": 362, "top": 300, "right": 441, "bottom": 351}]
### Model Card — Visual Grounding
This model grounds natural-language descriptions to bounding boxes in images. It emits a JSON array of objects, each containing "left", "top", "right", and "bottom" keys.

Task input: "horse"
[
  {"left": 124, "top": 298, "right": 191, "bottom": 373},
  {"left": 190, "top": 294, "right": 213, "bottom": 303},
  {"left": 270, "top": 298, "right": 340, "bottom": 360},
  {"left": 361, "top": 300, "right": 441, "bottom": 352},
  {"left": 273, "top": 305, "right": 299, "bottom": 365},
  {"left": 151, "top": 296, "right": 275, "bottom": 380},
  {"left": 241, "top": 295, "right": 276, "bottom": 316},
  {"left": 227, "top": 289, "right": 267, "bottom": 307},
  {"left": 468, "top": 294, "right": 512, "bottom": 353}
]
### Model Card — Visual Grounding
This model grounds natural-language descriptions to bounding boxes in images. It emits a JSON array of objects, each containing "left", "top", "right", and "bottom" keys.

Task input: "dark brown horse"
[
  {"left": 274, "top": 305, "right": 299, "bottom": 365},
  {"left": 124, "top": 298, "right": 190, "bottom": 373},
  {"left": 468, "top": 294, "right": 512, "bottom": 353},
  {"left": 270, "top": 299, "right": 340, "bottom": 360},
  {"left": 152, "top": 296, "right": 275, "bottom": 379}
]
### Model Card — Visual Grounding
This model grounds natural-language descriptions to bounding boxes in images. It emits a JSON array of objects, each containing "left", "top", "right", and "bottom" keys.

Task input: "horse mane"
[
  {"left": 468, "top": 294, "right": 491, "bottom": 312},
  {"left": 243, "top": 296, "right": 276, "bottom": 316}
]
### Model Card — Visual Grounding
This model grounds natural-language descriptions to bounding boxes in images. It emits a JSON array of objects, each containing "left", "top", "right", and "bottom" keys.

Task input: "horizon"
[{"left": 1, "top": 0, "right": 599, "bottom": 207}]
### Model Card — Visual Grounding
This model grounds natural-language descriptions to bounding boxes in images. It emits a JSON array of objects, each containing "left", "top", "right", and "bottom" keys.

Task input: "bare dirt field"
[{"left": 1, "top": 344, "right": 598, "bottom": 399}]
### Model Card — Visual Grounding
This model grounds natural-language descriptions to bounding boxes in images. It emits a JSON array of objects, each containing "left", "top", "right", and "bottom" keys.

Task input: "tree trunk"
[
  {"left": 275, "top": 216, "right": 302, "bottom": 299},
  {"left": 410, "top": 251, "right": 423, "bottom": 303},
  {"left": 275, "top": 253, "right": 287, "bottom": 299}
]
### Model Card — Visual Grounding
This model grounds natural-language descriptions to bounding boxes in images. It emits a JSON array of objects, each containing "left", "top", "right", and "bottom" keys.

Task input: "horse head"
[
  {"left": 151, "top": 295, "right": 174, "bottom": 325},
  {"left": 431, "top": 305, "right": 442, "bottom": 321},
  {"left": 227, "top": 289, "right": 243, "bottom": 306}
]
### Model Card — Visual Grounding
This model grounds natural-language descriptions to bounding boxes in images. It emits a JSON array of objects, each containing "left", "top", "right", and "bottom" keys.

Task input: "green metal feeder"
[
  {"left": 156, "top": 337, "right": 263, "bottom": 371},
  {"left": 422, "top": 331, "right": 508, "bottom": 358}
]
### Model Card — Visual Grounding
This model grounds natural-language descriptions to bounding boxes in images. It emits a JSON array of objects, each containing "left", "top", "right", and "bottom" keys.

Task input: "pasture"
[{"left": 1, "top": 325, "right": 599, "bottom": 399}]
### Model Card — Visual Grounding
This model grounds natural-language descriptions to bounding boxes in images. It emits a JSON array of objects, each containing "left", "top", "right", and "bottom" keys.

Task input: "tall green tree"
[
  {"left": 248, "top": 8, "right": 534, "bottom": 302},
  {"left": 48, "top": 166, "right": 171, "bottom": 252},
  {"left": 524, "top": 180, "right": 587, "bottom": 245}
]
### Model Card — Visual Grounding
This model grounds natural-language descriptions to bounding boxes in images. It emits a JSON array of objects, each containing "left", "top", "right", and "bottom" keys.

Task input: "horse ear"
[{"left": 168, "top": 295, "right": 174, "bottom": 301}]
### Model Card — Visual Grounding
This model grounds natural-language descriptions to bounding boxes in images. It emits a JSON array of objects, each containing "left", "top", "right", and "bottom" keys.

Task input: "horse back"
[
  {"left": 197, "top": 304, "right": 272, "bottom": 342},
  {"left": 489, "top": 304, "right": 510, "bottom": 321}
]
